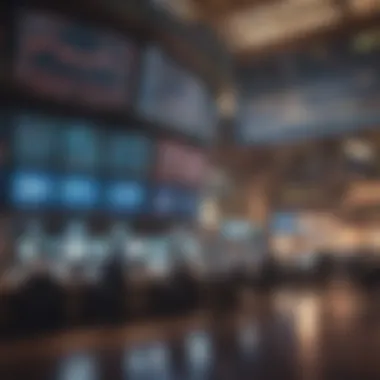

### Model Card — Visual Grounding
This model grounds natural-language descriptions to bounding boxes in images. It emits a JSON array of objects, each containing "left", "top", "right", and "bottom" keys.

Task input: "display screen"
[
  {"left": 156, "top": 141, "right": 207, "bottom": 187},
  {"left": 13, "top": 114, "right": 57, "bottom": 167},
  {"left": 10, "top": 170, "right": 54, "bottom": 208},
  {"left": 177, "top": 191, "right": 198, "bottom": 217},
  {"left": 139, "top": 46, "right": 215, "bottom": 139},
  {"left": 16, "top": 10, "right": 136, "bottom": 108},
  {"left": 238, "top": 42, "right": 380, "bottom": 145},
  {"left": 107, "top": 133, "right": 151, "bottom": 177},
  {"left": 105, "top": 181, "right": 145, "bottom": 213},
  {"left": 152, "top": 186, "right": 178, "bottom": 216},
  {"left": 58, "top": 176, "right": 100, "bottom": 209},
  {"left": 62, "top": 122, "right": 99, "bottom": 173},
  {"left": 271, "top": 212, "right": 297, "bottom": 234}
]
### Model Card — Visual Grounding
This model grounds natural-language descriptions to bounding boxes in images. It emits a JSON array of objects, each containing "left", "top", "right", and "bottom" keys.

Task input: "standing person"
[
  {"left": 15, "top": 258, "right": 64, "bottom": 334},
  {"left": 100, "top": 249, "right": 128, "bottom": 324}
]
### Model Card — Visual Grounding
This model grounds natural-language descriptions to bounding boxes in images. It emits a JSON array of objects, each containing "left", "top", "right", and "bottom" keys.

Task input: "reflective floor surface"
[{"left": 1, "top": 282, "right": 380, "bottom": 380}]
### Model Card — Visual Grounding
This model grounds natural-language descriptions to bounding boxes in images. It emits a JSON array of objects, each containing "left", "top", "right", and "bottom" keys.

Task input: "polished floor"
[{"left": 1, "top": 282, "right": 380, "bottom": 380}]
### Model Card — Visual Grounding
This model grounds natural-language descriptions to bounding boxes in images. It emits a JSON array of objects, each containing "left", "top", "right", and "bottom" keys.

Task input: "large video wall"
[
  {"left": 0, "top": 7, "right": 215, "bottom": 272},
  {"left": 15, "top": 10, "right": 137, "bottom": 109},
  {"left": 238, "top": 36, "right": 380, "bottom": 145}
]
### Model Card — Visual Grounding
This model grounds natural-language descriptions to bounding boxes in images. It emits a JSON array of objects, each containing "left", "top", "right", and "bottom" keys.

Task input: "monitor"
[
  {"left": 58, "top": 175, "right": 100, "bottom": 210},
  {"left": 152, "top": 186, "right": 178, "bottom": 216},
  {"left": 10, "top": 170, "right": 54, "bottom": 208},
  {"left": 61, "top": 122, "right": 100, "bottom": 173},
  {"left": 177, "top": 191, "right": 198, "bottom": 217},
  {"left": 271, "top": 212, "right": 298, "bottom": 235},
  {"left": 13, "top": 114, "right": 57, "bottom": 167},
  {"left": 107, "top": 133, "right": 151, "bottom": 177},
  {"left": 138, "top": 46, "right": 216, "bottom": 139}
]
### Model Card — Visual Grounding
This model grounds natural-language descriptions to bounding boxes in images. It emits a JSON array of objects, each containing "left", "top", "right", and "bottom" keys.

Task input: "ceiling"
[{"left": 155, "top": 0, "right": 380, "bottom": 60}]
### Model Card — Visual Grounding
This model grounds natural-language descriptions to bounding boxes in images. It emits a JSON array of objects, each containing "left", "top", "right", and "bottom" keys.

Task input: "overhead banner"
[
  {"left": 15, "top": 10, "right": 136, "bottom": 109},
  {"left": 138, "top": 46, "right": 216, "bottom": 140}
]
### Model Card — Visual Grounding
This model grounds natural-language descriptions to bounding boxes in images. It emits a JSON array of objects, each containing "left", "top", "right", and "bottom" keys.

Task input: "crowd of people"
[{"left": 1, "top": 247, "right": 380, "bottom": 340}]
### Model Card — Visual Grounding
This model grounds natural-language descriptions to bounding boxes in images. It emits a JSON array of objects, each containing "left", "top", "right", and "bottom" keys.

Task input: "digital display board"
[
  {"left": 151, "top": 186, "right": 178, "bottom": 216},
  {"left": 15, "top": 10, "right": 136, "bottom": 108},
  {"left": 107, "top": 133, "right": 151, "bottom": 177},
  {"left": 270, "top": 212, "right": 298, "bottom": 235},
  {"left": 61, "top": 122, "right": 99, "bottom": 173},
  {"left": 13, "top": 114, "right": 57, "bottom": 167},
  {"left": 10, "top": 170, "right": 54, "bottom": 208},
  {"left": 58, "top": 176, "right": 100, "bottom": 210},
  {"left": 238, "top": 41, "right": 380, "bottom": 145},
  {"left": 177, "top": 191, "right": 198, "bottom": 217},
  {"left": 155, "top": 140, "right": 207, "bottom": 187},
  {"left": 105, "top": 181, "right": 145, "bottom": 213},
  {"left": 139, "top": 46, "right": 215, "bottom": 140}
]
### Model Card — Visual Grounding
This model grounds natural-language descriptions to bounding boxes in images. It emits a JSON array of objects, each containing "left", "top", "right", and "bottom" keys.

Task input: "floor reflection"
[
  {"left": 125, "top": 342, "right": 171, "bottom": 379},
  {"left": 58, "top": 353, "right": 98, "bottom": 380},
  {"left": 2, "top": 285, "right": 380, "bottom": 380}
]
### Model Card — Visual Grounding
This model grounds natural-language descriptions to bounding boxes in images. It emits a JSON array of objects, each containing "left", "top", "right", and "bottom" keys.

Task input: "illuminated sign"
[
  {"left": 152, "top": 186, "right": 177, "bottom": 215},
  {"left": 107, "top": 133, "right": 152, "bottom": 177},
  {"left": 59, "top": 176, "right": 100, "bottom": 209},
  {"left": 15, "top": 10, "right": 136, "bottom": 108},
  {"left": 10, "top": 170, "right": 54, "bottom": 208},
  {"left": 139, "top": 46, "right": 216, "bottom": 140},
  {"left": 13, "top": 114, "right": 57, "bottom": 167},
  {"left": 105, "top": 181, "right": 146, "bottom": 213}
]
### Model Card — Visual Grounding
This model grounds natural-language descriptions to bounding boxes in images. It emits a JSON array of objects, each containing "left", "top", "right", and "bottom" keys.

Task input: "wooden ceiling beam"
[
  {"left": 190, "top": 0, "right": 279, "bottom": 21},
  {"left": 237, "top": 10, "right": 380, "bottom": 65}
]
